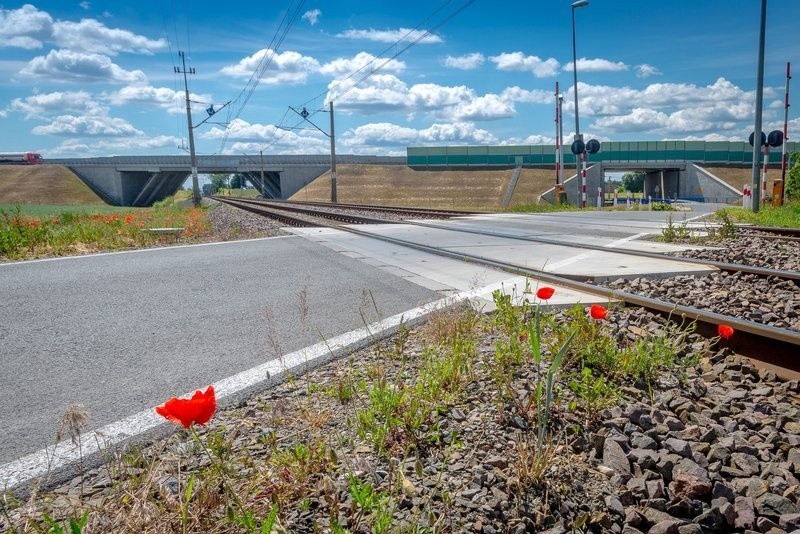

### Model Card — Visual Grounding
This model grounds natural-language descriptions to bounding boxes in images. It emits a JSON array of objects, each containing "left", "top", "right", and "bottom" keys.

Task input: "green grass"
[
  {"left": 506, "top": 202, "right": 582, "bottom": 213},
  {"left": 0, "top": 204, "right": 133, "bottom": 218},
  {"left": 0, "top": 200, "right": 212, "bottom": 260},
  {"left": 716, "top": 201, "right": 800, "bottom": 228}
]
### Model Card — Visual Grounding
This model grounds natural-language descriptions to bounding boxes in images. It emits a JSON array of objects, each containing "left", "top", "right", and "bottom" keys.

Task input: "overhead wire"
[
  {"left": 226, "top": 0, "right": 475, "bottom": 158},
  {"left": 298, "top": 0, "right": 457, "bottom": 111},
  {"left": 218, "top": 0, "right": 307, "bottom": 153}
]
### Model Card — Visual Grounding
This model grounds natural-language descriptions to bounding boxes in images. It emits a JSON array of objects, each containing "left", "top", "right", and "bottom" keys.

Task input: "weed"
[
  {"left": 660, "top": 214, "right": 691, "bottom": 242},
  {"left": 650, "top": 202, "right": 674, "bottom": 211},
  {"left": 567, "top": 367, "right": 620, "bottom": 422},
  {"left": 712, "top": 210, "right": 737, "bottom": 240},
  {"left": 39, "top": 510, "right": 89, "bottom": 534}
]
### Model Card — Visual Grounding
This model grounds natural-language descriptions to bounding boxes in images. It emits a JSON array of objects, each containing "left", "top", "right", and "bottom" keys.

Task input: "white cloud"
[
  {"left": 0, "top": 6, "right": 165, "bottom": 55},
  {"left": 329, "top": 74, "right": 541, "bottom": 122},
  {"left": 677, "top": 133, "right": 742, "bottom": 142},
  {"left": 204, "top": 119, "right": 330, "bottom": 155},
  {"left": 10, "top": 91, "right": 107, "bottom": 118},
  {"left": 319, "top": 52, "right": 405, "bottom": 78},
  {"left": 452, "top": 94, "right": 515, "bottom": 121},
  {"left": 80, "top": 1, "right": 91, "bottom": 10},
  {"left": 490, "top": 52, "right": 560, "bottom": 78},
  {"left": 558, "top": 77, "right": 768, "bottom": 138},
  {"left": 105, "top": 85, "right": 211, "bottom": 114},
  {"left": 327, "top": 74, "right": 411, "bottom": 113},
  {"left": 220, "top": 49, "right": 319, "bottom": 85},
  {"left": 0, "top": 4, "right": 53, "bottom": 49},
  {"left": 408, "top": 83, "right": 474, "bottom": 109},
  {"left": 500, "top": 134, "right": 554, "bottom": 146},
  {"left": 20, "top": 49, "right": 147, "bottom": 83},
  {"left": 52, "top": 18, "right": 167, "bottom": 55},
  {"left": 48, "top": 135, "right": 181, "bottom": 156},
  {"left": 32, "top": 114, "right": 143, "bottom": 137},
  {"left": 563, "top": 58, "right": 628, "bottom": 72},
  {"left": 636, "top": 64, "right": 662, "bottom": 78},
  {"left": 343, "top": 122, "right": 497, "bottom": 151},
  {"left": 443, "top": 53, "right": 484, "bottom": 70},
  {"left": 301, "top": 9, "right": 321, "bottom": 25},
  {"left": 500, "top": 86, "right": 552, "bottom": 104},
  {"left": 337, "top": 28, "right": 442, "bottom": 44}
]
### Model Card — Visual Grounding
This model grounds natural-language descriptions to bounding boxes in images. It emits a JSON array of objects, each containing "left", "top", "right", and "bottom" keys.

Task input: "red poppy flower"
[
  {"left": 717, "top": 324, "right": 734, "bottom": 340},
  {"left": 590, "top": 304, "right": 607, "bottom": 320},
  {"left": 156, "top": 386, "right": 216, "bottom": 428},
  {"left": 52, "top": 220, "right": 59, "bottom": 225},
  {"left": 519, "top": 332, "right": 528, "bottom": 342},
  {"left": 536, "top": 287, "right": 555, "bottom": 300}
]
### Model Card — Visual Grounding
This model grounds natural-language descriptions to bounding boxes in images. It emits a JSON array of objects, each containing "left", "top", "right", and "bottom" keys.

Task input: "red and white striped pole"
[
  {"left": 554, "top": 82, "right": 560, "bottom": 186},
  {"left": 781, "top": 62, "right": 791, "bottom": 195},
  {"left": 581, "top": 151, "right": 587, "bottom": 208}
]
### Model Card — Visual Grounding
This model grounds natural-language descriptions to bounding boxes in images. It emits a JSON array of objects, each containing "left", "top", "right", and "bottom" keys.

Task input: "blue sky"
[{"left": 1, "top": 0, "right": 798, "bottom": 159}]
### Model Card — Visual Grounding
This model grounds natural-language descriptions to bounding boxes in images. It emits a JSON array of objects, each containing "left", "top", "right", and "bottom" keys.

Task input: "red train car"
[{"left": 0, "top": 153, "right": 43, "bottom": 164}]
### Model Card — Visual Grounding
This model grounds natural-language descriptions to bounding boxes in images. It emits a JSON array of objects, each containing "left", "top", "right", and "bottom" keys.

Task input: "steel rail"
[
  {"left": 742, "top": 225, "right": 800, "bottom": 237},
  {"left": 223, "top": 196, "right": 800, "bottom": 283},
  {"left": 405, "top": 220, "right": 800, "bottom": 283},
  {"left": 230, "top": 197, "right": 480, "bottom": 217},
  {"left": 213, "top": 196, "right": 391, "bottom": 225},
  {"left": 219, "top": 196, "right": 800, "bottom": 374}
]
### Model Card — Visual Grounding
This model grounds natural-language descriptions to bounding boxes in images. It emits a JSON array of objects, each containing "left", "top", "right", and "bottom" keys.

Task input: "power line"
[
  {"left": 299, "top": 0, "right": 457, "bottom": 110},
  {"left": 218, "top": 0, "right": 307, "bottom": 152},
  {"left": 226, "top": 0, "right": 476, "bottom": 157}
]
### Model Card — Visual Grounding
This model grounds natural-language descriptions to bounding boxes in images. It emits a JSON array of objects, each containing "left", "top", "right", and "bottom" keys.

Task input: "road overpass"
[
  {"left": 45, "top": 154, "right": 404, "bottom": 206},
  {"left": 408, "top": 140, "right": 800, "bottom": 204}
]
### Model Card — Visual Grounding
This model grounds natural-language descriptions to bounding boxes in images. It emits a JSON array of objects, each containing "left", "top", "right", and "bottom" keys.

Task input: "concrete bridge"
[
  {"left": 408, "top": 140, "right": 800, "bottom": 204},
  {"left": 45, "top": 154, "right": 404, "bottom": 206}
]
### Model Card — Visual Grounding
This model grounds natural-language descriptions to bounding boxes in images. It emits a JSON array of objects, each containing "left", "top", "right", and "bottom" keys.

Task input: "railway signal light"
[
  {"left": 749, "top": 131, "right": 766, "bottom": 147},
  {"left": 767, "top": 130, "right": 784, "bottom": 147}
]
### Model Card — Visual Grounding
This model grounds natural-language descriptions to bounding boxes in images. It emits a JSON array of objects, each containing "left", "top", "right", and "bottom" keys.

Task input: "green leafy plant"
[
  {"left": 568, "top": 367, "right": 620, "bottom": 421},
  {"left": 40, "top": 511, "right": 89, "bottom": 534},
  {"left": 660, "top": 214, "right": 691, "bottom": 242}
]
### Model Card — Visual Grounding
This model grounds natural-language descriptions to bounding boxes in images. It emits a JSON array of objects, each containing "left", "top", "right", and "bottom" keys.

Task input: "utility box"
[
  {"left": 772, "top": 179, "right": 784, "bottom": 207},
  {"left": 554, "top": 184, "right": 567, "bottom": 204}
]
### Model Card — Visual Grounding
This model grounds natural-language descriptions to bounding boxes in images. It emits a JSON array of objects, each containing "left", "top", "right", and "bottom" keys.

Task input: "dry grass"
[
  {"left": 0, "top": 165, "right": 107, "bottom": 205},
  {"left": 289, "top": 164, "right": 515, "bottom": 209},
  {"left": 700, "top": 166, "right": 755, "bottom": 192},
  {"left": 508, "top": 168, "right": 566, "bottom": 206}
]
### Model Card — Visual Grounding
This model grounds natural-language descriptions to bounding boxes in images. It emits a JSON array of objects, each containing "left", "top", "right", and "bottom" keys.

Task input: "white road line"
[
  {"left": 0, "top": 235, "right": 298, "bottom": 267},
  {"left": 547, "top": 231, "right": 651, "bottom": 271},
  {"left": 0, "top": 277, "right": 522, "bottom": 491}
]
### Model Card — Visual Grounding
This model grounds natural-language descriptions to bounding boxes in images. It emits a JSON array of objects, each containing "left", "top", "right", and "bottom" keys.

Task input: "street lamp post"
[{"left": 571, "top": 0, "right": 589, "bottom": 207}]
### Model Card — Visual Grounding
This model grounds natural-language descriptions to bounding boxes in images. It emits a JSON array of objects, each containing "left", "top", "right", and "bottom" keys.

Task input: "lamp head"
[{"left": 572, "top": 0, "right": 589, "bottom": 8}]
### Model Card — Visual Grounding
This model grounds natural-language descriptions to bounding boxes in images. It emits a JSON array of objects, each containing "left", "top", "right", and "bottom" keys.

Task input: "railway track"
[
  {"left": 740, "top": 225, "right": 800, "bottom": 243},
  {"left": 262, "top": 199, "right": 481, "bottom": 218},
  {"left": 215, "top": 196, "right": 800, "bottom": 377},
  {"left": 215, "top": 197, "right": 800, "bottom": 284}
]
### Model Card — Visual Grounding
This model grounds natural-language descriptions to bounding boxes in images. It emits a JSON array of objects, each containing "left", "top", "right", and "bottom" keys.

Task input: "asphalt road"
[{"left": 0, "top": 236, "right": 437, "bottom": 464}]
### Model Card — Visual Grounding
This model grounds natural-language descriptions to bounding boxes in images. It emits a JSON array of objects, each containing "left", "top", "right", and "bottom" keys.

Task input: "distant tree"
[
  {"left": 230, "top": 174, "right": 248, "bottom": 189},
  {"left": 202, "top": 183, "right": 217, "bottom": 196},
  {"left": 786, "top": 153, "right": 800, "bottom": 200},
  {"left": 209, "top": 173, "right": 229, "bottom": 192},
  {"left": 621, "top": 171, "right": 645, "bottom": 192}
]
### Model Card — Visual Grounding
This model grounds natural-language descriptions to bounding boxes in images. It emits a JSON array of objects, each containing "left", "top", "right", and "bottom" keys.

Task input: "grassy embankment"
[
  {"left": 716, "top": 202, "right": 800, "bottom": 228},
  {"left": 0, "top": 165, "right": 219, "bottom": 261}
]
